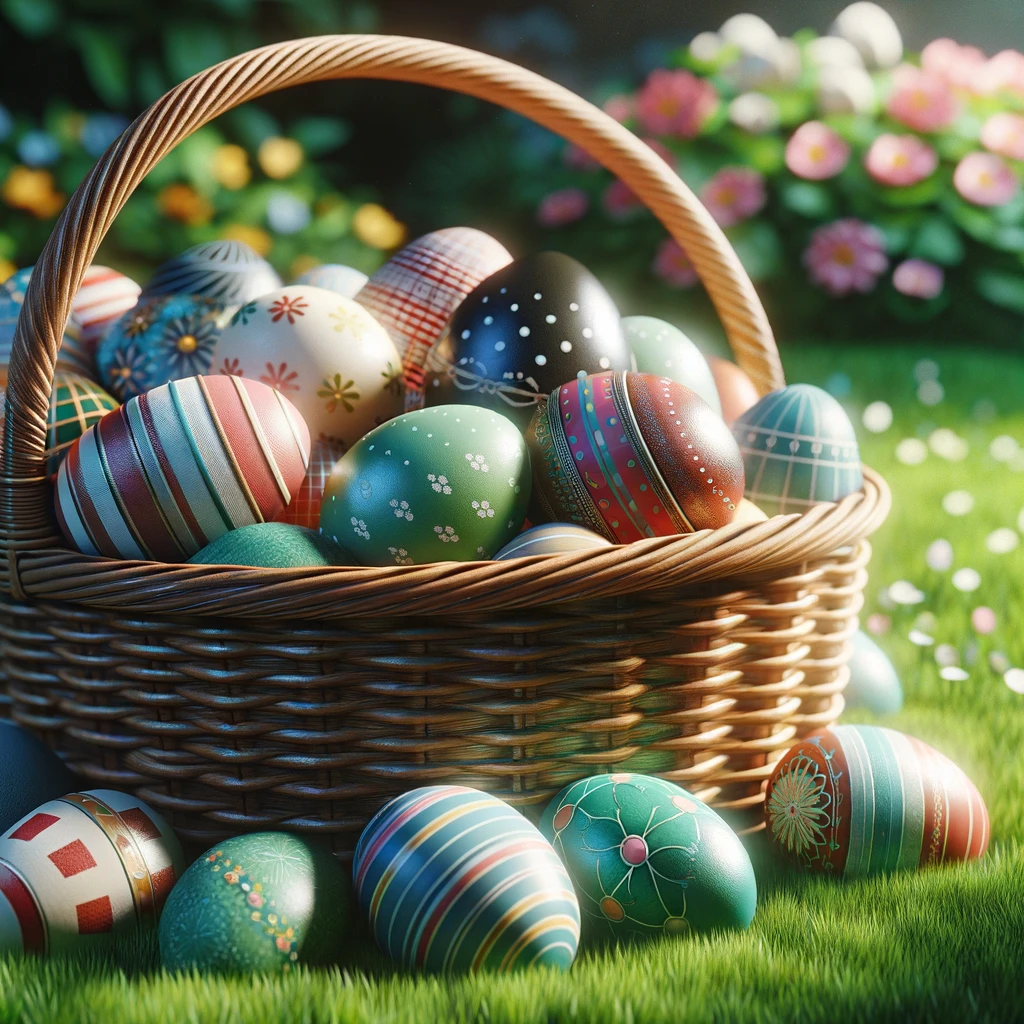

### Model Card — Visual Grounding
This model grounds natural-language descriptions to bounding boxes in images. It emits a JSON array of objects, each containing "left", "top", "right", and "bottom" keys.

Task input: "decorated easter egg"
[
  {"left": 733, "top": 383, "right": 863, "bottom": 516},
  {"left": 354, "top": 786, "right": 580, "bottom": 973},
  {"left": 733, "top": 498, "right": 769, "bottom": 525},
  {"left": 189, "top": 522, "right": 349, "bottom": 568},
  {"left": 0, "top": 789, "right": 184, "bottom": 955},
  {"left": 141, "top": 240, "right": 281, "bottom": 304},
  {"left": 765, "top": 725, "right": 989, "bottom": 875},
  {"left": 493, "top": 522, "right": 612, "bottom": 560},
  {"left": 0, "top": 267, "right": 91, "bottom": 380},
  {"left": 320, "top": 405, "right": 530, "bottom": 566},
  {"left": 294, "top": 263, "right": 368, "bottom": 297},
  {"left": 0, "top": 722, "right": 77, "bottom": 834},
  {"left": 844, "top": 631, "right": 903, "bottom": 714},
  {"left": 708, "top": 355, "right": 760, "bottom": 426},
  {"left": 623, "top": 316, "right": 721, "bottom": 416},
  {"left": 527, "top": 371, "right": 744, "bottom": 543},
  {"left": 215, "top": 285, "right": 404, "bottom": 448},
  {"left": 541, "top": 774, "right": 757, "bottom": 938},
  {"left": 71, "top": 265, "right": 142, "bottom": 350},
  {"left": 355, "top": 227, "right": 512, "bottom": 400},
  {"left": 96, "top": 294, "right": 229, "bottom": 399},
  {"left": 55, "top": 375, "right": 310, "bottom": 562},
  {"left": 276, "top": 438, "right": 345, "bottom": 530},
  {"left": 426, "top": 252, "right": 632, "bottom": 430},
  {"left": 159, "top": 832, "right": 349, "bottom": 974}
]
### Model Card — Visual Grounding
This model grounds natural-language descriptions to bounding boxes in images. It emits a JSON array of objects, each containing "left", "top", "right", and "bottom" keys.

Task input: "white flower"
[
  {"left": 472, "top": 500, "right": 495, "bottom": 519},
  {"left": 817, "top": 65, "right": 878, "bottom": 115},
  {"left": 427, "top": 473, "right": 452, "bottom": 495},
  {"left": 389, "top": 498, "right": 414, "bottom": 521},
  {"left": 350, "top": 516, "right": 370, "bottom": 540},
  {"left": 830, "top": 1, "right": 903, "bottom": 69},
  {"left": 729, "top": 92, "right": 781, "bottom": 134},
  {"left": 433, "top": 525, "right": 460, "bottom": 543},
  {"left": 388, "top": 546, "right": 413, "bottom": 565},
  {"left": 466, "top": 453, "right": 489, "bottom": 472}
]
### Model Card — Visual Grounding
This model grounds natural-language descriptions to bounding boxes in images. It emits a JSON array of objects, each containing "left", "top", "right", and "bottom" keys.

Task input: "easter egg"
[
  {"left": 354, "top": 786, "right": 580, "bottom": 973},
  {"left": 0, "top": 267, "right": 91, "bottom": 381},
  {"left": 426, "top": 252, "right": 631, "bottom": 430},
  {"left": 733, "top": 383, "right": 863, "bottom": 516},
  {"left": 215, "top": 285, "right": 404, "bottom": 448},
  {"left": 71, "top": 265, "right": 142, "bottom": 351},
  {"left": 276, "top": 438, "right": 345, "bottom": 530},
  {"left": 188, "top": 522, "right": 350, "bottom": 568},
  {"left": 493, "top": 522, "right": 612, "bottom": 560},
  {"left": 527, "top": 371, "right": 744, "bottom": 543},
  {"left": 0, "top": 722, "right": 77, "bottom": 834},
  {"left": 141, "top": 240, "right": 281, "bottom": 304},
  {"left": 355, "top": 227, "right": 512, "bottom": 400},
  {"left": 0, "top": 790, "right": 184, "bottom": 955},
  {"left": 765, "top": 725, "right": 989, "bottom": 875},
  {"left": 294, "top": 263, "right": 368, "bottom": 297},
  {"left": 844, "top": 631, "right": 903, "bottom": 715},
  {"left": 159, "top": 832, "right": 349, "bottom": 974},
  {"left": 320, "top": 405, "right": 530, "bottom": 566},
  {"left": 541, "top": 774, "right": 757, "bottom": 938},
  {"left": 708, "top": 355, "right": 760, "bottom": 426},
  {"left": 55, "top": 375, "right": 311, "bottom": 562},
  {"left": 96, "top": 294, "right": 229, "bottom": 400},
  {"left": 733, "top": 498, "right": 769, "bottom": 525},
  {"left": 623, "top": 316, "right": 721, "bottom": 416}
]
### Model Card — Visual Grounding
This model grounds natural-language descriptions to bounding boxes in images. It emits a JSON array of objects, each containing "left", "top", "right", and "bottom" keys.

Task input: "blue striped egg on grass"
[
  {"left": 353, "top": 786, "right": 580, "bottom": 974},
  {"left": 732, "top": 383, "right": 862, "bottom": 516}
]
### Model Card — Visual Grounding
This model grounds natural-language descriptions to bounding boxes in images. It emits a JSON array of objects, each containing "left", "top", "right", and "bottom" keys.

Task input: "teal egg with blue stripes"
[
  {"left": 353, "top": 786, "right": 580, "bottom": 974},
  {"left": 732, "top": 383, "right": 862, "bottom": 516}
]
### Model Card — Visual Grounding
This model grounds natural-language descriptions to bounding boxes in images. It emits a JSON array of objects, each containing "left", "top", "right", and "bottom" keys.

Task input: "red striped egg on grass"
[
  {"left": 765, "top": 725, "right": 989, "bottom": 876},
  {"left": 540, "top": 774, "right": 756, "bottom": 940},
  {"left": 55, "top": 375, "right": 310, "bottom": 561},
  {"left": 353, "top": 786, "right": 580, "bottom": 973},
  {"left": 527, "top": 371, "right": 745, "bottom": 543}
]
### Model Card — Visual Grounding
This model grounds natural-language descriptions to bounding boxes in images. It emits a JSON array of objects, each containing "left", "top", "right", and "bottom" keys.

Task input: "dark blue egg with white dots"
[{"left": 424, "top": 252, "right": 631, "bottom": 429}]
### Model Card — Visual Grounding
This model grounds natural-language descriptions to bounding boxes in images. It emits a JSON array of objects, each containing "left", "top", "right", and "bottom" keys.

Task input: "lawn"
[{"left": 1, "top": 342, "right": 1022, "bottom": 1024}]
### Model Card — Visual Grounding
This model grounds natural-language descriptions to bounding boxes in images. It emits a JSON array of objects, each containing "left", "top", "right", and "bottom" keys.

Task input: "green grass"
[{"left": 3, "top": 344, "right": 1024, "bottom": 1024}]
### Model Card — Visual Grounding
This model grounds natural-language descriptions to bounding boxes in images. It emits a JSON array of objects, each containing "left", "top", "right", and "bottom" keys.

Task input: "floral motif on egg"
[
  {"left": 765, "top": 751, "right": 833, "bottom": 862},
  {"left": 229, "top": 302, "right": 259, "bottom": 328},
  {"left": 269, "top": 294, "right": 308, "bottom": 324},
  {"left": 318, "top": 374, "right": 360, "bottom": 413},
  {"left": 161, "top": 311, "right": 220, "bottom": 378},
  {"left": 260, "top": 362, "right": 300, "bottom": 393},
  {"left": 107, "top": 341, "right": 155, "bottom": 399}
]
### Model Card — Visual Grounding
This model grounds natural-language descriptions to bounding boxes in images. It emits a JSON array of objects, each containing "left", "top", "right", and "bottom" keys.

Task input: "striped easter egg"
[
  {"left": 141, "top": 240, "right": 281, "bottom": 304},
  {"left": 54, "top": 375, "right": 311, "bottom": 562},
  {"left": 71, "top": 265, "right": 141, "bottom": 350},
  {"left": 765, "top": 725, "right": 990, "bottom": 876},
  {"left": 493, "top": 523, "right": 612, "bottom": 560},
  {"left": 733, "top": 383, "right": 863, "bottom": 516},
  {"left": 275, "top": 438, "right": 344, "bottom": 530},
  {"left": 353, "top": 786, "right": 580, "bottom": 974}
]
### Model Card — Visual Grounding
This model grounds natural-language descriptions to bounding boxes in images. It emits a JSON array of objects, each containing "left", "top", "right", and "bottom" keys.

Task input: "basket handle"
[{"left": 1, "top": 34, "right": 784, "bottom": 556}]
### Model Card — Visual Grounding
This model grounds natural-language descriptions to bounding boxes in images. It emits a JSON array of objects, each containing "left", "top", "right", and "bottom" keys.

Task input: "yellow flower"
[
  {"left": 352, "top": 203, "right": 407, "bottom": 250},
  {"left": 0, "top": 260, "right": 15, "bottom": 284},
  {"left": 212, "top": 144, "right": 251, "bottom": 190},
  {"left": 157, "top": 183, "right": 213, "bottom": 226},
  {"left": 258, "top": 137, "right": 303, "bottom": 180},
  {"left": 220, "top": 223, "right": 272, "bottom": 257},
  {"left": 2, "top": 167, "right": 65, "bottom": 219}
]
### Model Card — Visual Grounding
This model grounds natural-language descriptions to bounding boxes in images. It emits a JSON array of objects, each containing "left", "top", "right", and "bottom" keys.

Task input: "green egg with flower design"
[
  {"left": 158, "top": 832, "right": 350, "bottom": 974},
  {"left": 540, "top": 773, "right": 756, "bottom": 940}
]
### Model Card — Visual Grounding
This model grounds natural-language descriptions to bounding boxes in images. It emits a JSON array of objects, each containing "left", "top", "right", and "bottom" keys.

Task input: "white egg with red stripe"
[
  {"left": 71, "top": 265, "right": 142, "bottom": 351},
  {"left": 0, "top": 790, "right": 184, "bottom": 956}
]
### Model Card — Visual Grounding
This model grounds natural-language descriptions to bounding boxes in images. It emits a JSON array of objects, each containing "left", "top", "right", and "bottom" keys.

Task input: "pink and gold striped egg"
[{"left": 55, "top": 375, "right": 311, "bottom": 562}]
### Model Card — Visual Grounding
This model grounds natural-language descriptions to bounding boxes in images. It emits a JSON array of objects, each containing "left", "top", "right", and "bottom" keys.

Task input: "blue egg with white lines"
[
  {"left": 732, "top": 383, "right": 862, "bottom": 516},
  {"left": 353, "top": 786, "right": 580, "bottom": 974}
]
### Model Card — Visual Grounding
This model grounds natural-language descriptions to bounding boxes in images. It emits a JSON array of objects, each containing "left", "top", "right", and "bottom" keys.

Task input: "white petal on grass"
[
  {"left": 925, "top": 539, "right": 953, "bottom": 571},
  {"left": 895, "top": 438, "right": 928, "bottom": 465},
  {"left": 913, "top": 358, "right": 940, "bottom": 383},
  {"left": 935, "top": 643, "right": 960, "bottom": 667},
  {"left": 1005, "top": 668, "right": 1024, "bottom": 695},
  {"left": 908, "top": 629, "right": 935, "bottom": 647},
  {"left": 862, "top": 401, "right": 893, "bottom": 433},
  {"left": 940, "top": 667, "right": 970, "bottom": 682},
  {"left": 951, "top": 567, "right": 981, "bottom": 592},
  {"left": 917, "top": 380, "right": 944, "bottom": 406},
  {"left": 888, "top": 580, "right": 925, "bottom": 605},
  {"left": 989, "top": 651, "right": 1011, "bottom": 674},
  {"left": 928, "top": 428, "right": 968, "bottom": 461},
  {"left": 986, "top": 528, "right": 1019, "bottom": 554},
  {"left": 942, "top": 490, "right": 974, "bottom": 516},
  {"left": 989, "top": 435, "right": 1019, "bottom": 462}
]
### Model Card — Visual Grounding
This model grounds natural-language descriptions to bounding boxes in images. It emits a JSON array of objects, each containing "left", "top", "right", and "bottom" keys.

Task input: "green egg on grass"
[{"left": 188, "top": 522, "right": 350, "bottom": 568}]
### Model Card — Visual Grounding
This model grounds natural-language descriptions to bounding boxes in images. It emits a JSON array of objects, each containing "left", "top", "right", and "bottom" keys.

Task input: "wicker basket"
[{"left": 0, "top": 35, "right": 890, "bottom": 856}]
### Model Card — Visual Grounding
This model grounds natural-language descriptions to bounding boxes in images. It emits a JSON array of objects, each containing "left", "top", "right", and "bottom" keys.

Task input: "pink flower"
[
  {"left": 785, "top": 121, "right": 851, "bottom": 181},
  {"left": 803, "top": 219, "right": 889, "bottom": 296},
  {"left": 635, "top": 69, "right": 718, "bottom": 139},
  {"left": 921, "top": 38, "right": 987, "bottom": 91},
  {"left": 652, "top": 238, "right": 699, "bottom": 288},
  {"left": 603, "top": 179, "right": 642, "bottom": 219},
  {"left": 953, "top": 152, "right": 1020, "bottom": 206},
  {"left": 563, "top": 143, "right": 600, "bottom": 171},
  {"left": 864, "top": 134, "right": 938, "bottom": 187},
  {"left": 603, "top": 94, "right": 635, "bottom": 123},
  {"left": 980, "top": 113, "right": 1024, "bottom": 162},
  {"left": 886, "top": 65, "right": 958, "bottom": 133},
  {"left": 980, "top": 50, "right": 1024, "bottom": 95},
  {"left": 536, "top": 187, "right": 590, "bottom": 227},
  {"left": 893, "top": 259, "right": 944, "bottom": 299},
  {"left": 700, "top": 166, "right": 766, "bottom": 227}
]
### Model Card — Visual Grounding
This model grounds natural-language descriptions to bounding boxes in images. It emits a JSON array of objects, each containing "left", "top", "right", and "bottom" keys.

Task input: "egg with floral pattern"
[
  {"left": 294, "top": 263, "right": 368, "bottom": 298},
  {"left": 96, "top": 294, "right": 229, "bottom": 399},
  {"left": 540, "top": 774, "right": 757, "bottom": 939},
  {"left": 159, "top": 832, "right": 349, "bottom": 974},
  {"left": 215, "top": 285, "right": 404, "bottom": 448},
  {"left": 319, "top": 404, "right": 530, "bottom": 566},
  {"left": 141, "top": 240, "right": 281, "bottom": 305}
]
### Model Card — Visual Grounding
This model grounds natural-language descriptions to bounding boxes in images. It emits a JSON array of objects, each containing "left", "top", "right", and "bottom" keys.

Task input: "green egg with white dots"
[{"left": 319, "top": 405, "right": 531, "bottom": 565}]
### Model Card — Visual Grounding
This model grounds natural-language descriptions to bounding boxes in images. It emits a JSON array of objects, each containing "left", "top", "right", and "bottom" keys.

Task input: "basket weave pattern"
[{"left": 0, "top": 35, "right": 890, "bottom": 853}]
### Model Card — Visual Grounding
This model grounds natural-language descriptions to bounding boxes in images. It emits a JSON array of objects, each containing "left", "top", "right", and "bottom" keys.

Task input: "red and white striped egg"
[
  {"left": 0, "top": 790, "right": 184, "bottom": 956},
  {"left": 55, "top": 374, "right": 311, "bottom": 562},
  {"left": 71, "top": 265, "right": 142, "bottom": 351}
]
